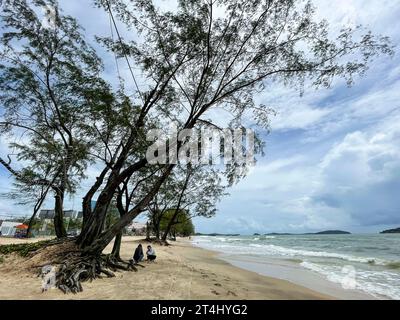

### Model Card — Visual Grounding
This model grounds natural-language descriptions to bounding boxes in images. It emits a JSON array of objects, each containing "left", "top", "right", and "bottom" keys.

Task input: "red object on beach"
[{"left": 15, "top": 224, "right": 29, "bottom": 229}]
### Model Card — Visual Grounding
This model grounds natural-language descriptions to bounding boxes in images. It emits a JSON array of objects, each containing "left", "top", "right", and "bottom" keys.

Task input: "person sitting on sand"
[
  {"left": 146, "top": 245, "right": 157, "bottom": 262},
  {"left": 133, "top": 244, "right": 144, "bottom": 264}
]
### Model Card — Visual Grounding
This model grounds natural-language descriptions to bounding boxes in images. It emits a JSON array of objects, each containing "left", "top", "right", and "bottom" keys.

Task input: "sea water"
[{"left": 192, "top": 234, "right": 400, "bottom": 299}]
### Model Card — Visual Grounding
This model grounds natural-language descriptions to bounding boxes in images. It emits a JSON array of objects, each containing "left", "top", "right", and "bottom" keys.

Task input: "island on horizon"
[
  {"left": 380, "top": 227, "right": 400, "bottom": 234},
  {"left": 195, "top": 230, "right": 352, "bottom": 236},
  {"left": 264, "top": 230, "right": 352, "bottom": 236}
]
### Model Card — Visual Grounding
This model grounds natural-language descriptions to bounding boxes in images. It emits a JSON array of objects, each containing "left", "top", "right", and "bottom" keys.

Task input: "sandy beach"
[{"left": 0, "top": 236, "right": 337, "bottom": 300}]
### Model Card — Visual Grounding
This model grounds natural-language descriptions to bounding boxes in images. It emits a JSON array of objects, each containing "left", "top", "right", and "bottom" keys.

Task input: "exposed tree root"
[
  {"left": 1, "top": 238, "right": 144, "bottom": 294},
  {"left": 0, "top": 239, "right": 142, "bottom": 294},
  {"left": 55, "top": 253, "right": 139, "bottom": 294}
]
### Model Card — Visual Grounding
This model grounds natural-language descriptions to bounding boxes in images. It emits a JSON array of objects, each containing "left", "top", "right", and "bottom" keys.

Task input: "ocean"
[{"left": 192, "top": 234, "right": 400, "bottom": 299}]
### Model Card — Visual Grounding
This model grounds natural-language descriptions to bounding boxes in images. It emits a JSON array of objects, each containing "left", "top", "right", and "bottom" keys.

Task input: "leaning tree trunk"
[
  {"left": 162, "top": 169, "right": 191, "bottom": 241},
  {"left": 27, "top": 212, "right": 38, "bottom": 238},
  {"left": 83, "top": 165, "right": 175, "bottom": 256},
  {"left": 27, "top": 197, "right": 45, "bottom": 237},
  {"left": 54, "top": 188, "right": 67, "bottom": 238},
  {"left": 151, "top": 213, "right": 161, "bottom": 240},
  {"left": 111, "top": 188, "right": 128, "bottom": 261},
  {"left": 146, "top": 221, "right": 151, "bottom": 241},
  {"left": 53, "top": 166, "right": 174, "bottom": 294}
]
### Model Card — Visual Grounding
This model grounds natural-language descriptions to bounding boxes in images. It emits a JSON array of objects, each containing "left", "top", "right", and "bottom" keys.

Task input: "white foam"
[
  {"left": 194, "top": 238, "right": 386, "bottom": 265},
  {"left": 192, "top": 236, "right": 400, "bottom": 300},
  {"left": 301, "top": 261, "right": 400, "bottom": 300}
]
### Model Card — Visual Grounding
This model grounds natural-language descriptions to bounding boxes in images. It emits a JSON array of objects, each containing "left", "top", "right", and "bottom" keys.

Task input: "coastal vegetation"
[{"left": 0, "top": 0, "right": 392, "bottom": 293}]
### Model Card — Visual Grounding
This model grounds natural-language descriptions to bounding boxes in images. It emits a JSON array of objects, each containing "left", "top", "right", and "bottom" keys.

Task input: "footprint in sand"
[
  {"left": 211, "top": 290, "right": 220, "bottom": 295},
  {"left": 227, "top": 290, "right": 237, "bottom": 297},
  {"left": 214, "top": 283, "right": 222, "bottom": 287}
]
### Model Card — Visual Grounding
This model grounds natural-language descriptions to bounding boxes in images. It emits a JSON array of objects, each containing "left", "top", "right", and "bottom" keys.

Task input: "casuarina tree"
[{"left": 0, "top": 0, "right": 393, "bottom": 293}]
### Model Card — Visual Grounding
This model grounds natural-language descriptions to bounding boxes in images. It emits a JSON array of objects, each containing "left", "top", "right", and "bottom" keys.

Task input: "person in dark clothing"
[
  {"left": 146, "top": 245, "right": 157, "bottom": 262},
  {"left": 133, "top": 244, "right": 144, "bottom": 264}
]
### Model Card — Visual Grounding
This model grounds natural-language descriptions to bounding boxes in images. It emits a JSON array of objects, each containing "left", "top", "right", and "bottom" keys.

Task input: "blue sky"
[{"left": 1, "top": 0, "right": 400, "bottom": 234}]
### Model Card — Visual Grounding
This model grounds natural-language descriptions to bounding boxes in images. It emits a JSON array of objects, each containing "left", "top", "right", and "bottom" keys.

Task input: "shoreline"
[
  {"left": 191, "top": 239, "right": 377, "bottom": 300},
  {"left": 0, "top": 236, "right": 332, "bottom": 300},
  {"left": 217, "top": 254, "right": 376, "bottom": 300}
]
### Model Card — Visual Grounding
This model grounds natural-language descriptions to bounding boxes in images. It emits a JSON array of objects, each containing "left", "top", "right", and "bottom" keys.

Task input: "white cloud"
[{"left": 206, "top": 111, "right": 400, "bottom": 233}]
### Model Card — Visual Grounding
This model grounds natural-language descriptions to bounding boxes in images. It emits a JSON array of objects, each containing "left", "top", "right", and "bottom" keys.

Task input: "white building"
[
  {"left": 130, "top": 221, "right": 146, "bottom": 229},
  {"left": 0, "top": 221, "right": 21, "bottom": 237}
]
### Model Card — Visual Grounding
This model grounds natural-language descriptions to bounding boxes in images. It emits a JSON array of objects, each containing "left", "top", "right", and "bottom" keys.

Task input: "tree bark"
[
  {"left": 54, "top": 188, "right": 67, "bottom": 238},
  {"left": 111, "top": 186, "right": 128, "bottom": 260},
  {"left": 150, "top": 210, "right": 162, "bottom": 240},
  {"left": 111, "top": 231, "right": 122, "bottom": 260},
  {"left": 83, "top": 165, "right": 174, "bottom": 255},
  {"left": 77, "top": 158, "right": 148, "bottom": 248},
  {"left": 146, "top": 221, "right": 151, "bottom": 241},
  {"left": 27, "top": 189, "right": 49, "bottom": 238}
]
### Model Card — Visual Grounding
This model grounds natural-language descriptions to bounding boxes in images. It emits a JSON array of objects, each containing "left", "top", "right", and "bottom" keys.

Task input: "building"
[
  {"left": 39, "top": 209, "right": 78, "bottom": 220},
  {"left": 127, "top": 221, "right": 147, "bottom": 235},
  {"left": 64, "top": 210, "right": 78, "bottom": 219},
  {"left": 39, "top": 210, "right": 55, "bottom": 219},
  {"left": 0, "top": 221, "right": 22, "bottom": 237}
]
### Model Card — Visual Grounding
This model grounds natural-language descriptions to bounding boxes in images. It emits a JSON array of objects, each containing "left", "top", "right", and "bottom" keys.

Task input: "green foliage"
[
  {"left": 0, "top": 240, "right": 52, "bottom": 257},
  {"left": 160, "top": 209, "right": 195, "bottom": 237},
  {"left": 104, "top": 205, "right": 120, "bottom": 230},
  {"left": 66, "top": 218, "right": 83, "bottom": 231},
  {"left": 0, "top": 0, "right": 116, "bottom": 212}
]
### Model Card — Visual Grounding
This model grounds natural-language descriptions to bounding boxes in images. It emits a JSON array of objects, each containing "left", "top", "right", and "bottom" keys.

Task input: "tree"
[
  {"left": 79, "top": 0, "right": 392, "bottom": 256},
  {"left": 144, "top": 162, "right": 226, "bottom": 242},
  {"left": 160, "top": 209, "right": 195, "bottom": 239},
  {"left": 0, "top": 0, "right": 113, "bottom": 238},
  {"left": 0, "top": 0, "right": 393, "bottom": 293}
]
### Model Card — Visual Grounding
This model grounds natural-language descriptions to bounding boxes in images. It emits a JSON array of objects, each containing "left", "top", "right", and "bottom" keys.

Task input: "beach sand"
[{"left": 0, "top": 236, "right": 331, "bottom": 300}]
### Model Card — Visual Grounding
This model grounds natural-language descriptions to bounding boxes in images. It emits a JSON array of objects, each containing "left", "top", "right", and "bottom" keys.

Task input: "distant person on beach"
[
  {"left": 133, "top": 244, "right": 144, "bottom": 264},
  {"left": 146, "top": 245, "right": 157, "bottom": 262}
]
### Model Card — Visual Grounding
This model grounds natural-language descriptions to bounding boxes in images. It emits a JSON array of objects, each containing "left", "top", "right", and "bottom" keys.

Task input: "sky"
[{"left": 0, "top": 0, "right": 399, "bottom": 234}]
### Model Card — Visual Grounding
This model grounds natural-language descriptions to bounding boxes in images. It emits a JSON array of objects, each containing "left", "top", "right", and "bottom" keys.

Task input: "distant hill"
[
  {"left": 312, "top": 230, "right": 351, "bottom": 235},
  {"left": 380, "top": 227, "right": 400, "bottom": 234},
  {"left": 265, "top": 230, "right": 351, "bottom": 235},
  {"left": 195, "top": 230, "right": 352, "bottom": 237},
  {"left": 195, "top": 233, "right": 240, "bottom": 237}
]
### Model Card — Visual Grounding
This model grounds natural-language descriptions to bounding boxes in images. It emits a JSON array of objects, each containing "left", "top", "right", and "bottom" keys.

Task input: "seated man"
[
  {"left": 133, "top": 244, "right": 144, "bottom": 264},
  {"left": 146, "top": 245, "right": 157, "bottom": 262}
]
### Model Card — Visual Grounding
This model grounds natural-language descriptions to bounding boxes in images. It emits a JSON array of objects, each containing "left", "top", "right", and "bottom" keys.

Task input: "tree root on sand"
[{"left": 55, "top": 253, "right": 138, "bottom": 294}]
